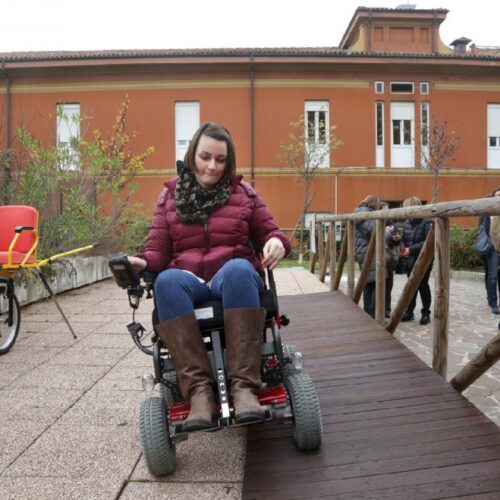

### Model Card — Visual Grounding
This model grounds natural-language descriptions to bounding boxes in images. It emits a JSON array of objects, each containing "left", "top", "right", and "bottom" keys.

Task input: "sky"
[{"left": 1, "top": 0, "right": 499, "bottom": 53}]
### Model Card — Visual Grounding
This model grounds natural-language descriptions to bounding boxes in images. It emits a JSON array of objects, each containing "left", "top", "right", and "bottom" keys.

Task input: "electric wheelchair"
[{"left": 109, "top": 256, "right": 322, "bottom": 476}]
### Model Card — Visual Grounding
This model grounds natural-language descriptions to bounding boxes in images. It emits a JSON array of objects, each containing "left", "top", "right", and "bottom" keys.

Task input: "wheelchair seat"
[{"left": 151, "top": 288, "right": 277, "bottom": 333}]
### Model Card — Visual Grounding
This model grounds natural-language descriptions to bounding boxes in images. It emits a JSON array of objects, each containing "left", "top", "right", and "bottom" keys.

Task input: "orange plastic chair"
[{"left": 0, "top": 205, "right": 39, "bottom": 268}]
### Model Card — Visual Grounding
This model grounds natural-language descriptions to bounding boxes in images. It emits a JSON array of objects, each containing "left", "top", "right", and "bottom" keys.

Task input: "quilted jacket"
[{"left": 136, "top": 175, "right": 290, "bottom": 281}]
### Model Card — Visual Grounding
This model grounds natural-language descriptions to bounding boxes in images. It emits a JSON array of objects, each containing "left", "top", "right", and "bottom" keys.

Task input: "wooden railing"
[{"left": 308, "top": 197, "right": 500, "bottom": 391}]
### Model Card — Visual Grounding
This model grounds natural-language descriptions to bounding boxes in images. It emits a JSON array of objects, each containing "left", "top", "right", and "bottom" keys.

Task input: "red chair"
[{"left": 0, "top": 205, "right": 39, "bottom": 267}]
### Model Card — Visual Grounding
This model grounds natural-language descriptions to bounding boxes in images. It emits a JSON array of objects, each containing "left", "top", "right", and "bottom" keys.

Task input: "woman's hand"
[
  {"left": 262, "top": 237, "right": 285, "bottom": 270},
  {"left": 127, "top": 256, "right": 147, "bottom": 272}
]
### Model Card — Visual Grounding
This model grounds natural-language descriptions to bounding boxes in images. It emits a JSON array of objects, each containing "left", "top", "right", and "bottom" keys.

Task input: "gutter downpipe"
[
  {"left": 250, "top": 52, "right": 255, "bottom": 186},
  {"left": 0, "top": 61, "right": 12, "bottom": 203}
]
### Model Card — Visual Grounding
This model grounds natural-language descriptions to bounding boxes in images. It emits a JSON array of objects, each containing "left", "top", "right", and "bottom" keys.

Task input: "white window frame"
[
  {"left": 390, "top": 82, "right": 415, "bottom": 94},
  {"left": 420, "top": 82, "right": 429, "bottom": 94},
  {"left": 487, "top": 104, "right": 500, "bottom": 169},
  {"left": 56, "top": 103, "right": 80, "bottom": 171},
  {"left": 375, "top": 101, "right": 384, "bottom": 167},
  {"left": 175, "top": 101, "right": 200, "bottom": 162},
  {"left": 421, "top": 102, "right": 430, "bottom": 167},
  {"left": 304, "top": 101, "right": 330, "bottom": 168},
  {"left": 375, "top": 81, "right": 385, "bottom": 94}
]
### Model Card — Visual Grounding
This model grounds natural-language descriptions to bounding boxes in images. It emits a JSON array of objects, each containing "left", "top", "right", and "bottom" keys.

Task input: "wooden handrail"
[{"left": 310, "top": 196, "right": 500, "bottom": 388}]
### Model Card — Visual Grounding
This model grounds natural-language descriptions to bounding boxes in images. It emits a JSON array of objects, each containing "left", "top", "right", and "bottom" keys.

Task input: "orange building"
[{"left": 1, "top": 5, "right": 500, "bottom": 231}]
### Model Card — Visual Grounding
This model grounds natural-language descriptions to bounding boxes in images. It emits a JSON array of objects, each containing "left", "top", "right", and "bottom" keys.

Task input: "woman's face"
[
  {"left": 494, "top": 190, "right": 500, "bottom": 198},
  {"left": 193, "top": 135, "right": 227, "bottom": 189}
]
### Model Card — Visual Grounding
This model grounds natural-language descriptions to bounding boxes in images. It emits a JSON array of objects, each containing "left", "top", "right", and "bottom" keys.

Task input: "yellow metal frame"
[{"left": 0, "top": 225, "right": 96, "bottom": 278}]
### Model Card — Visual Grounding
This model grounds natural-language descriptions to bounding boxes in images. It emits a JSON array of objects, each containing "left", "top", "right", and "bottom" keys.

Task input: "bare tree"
[
  {"left": 422, "top": 118, "right": 461, "bottom": 203},
  {"left": 278, "top": 113, "right": 342, "bottom": 262}
]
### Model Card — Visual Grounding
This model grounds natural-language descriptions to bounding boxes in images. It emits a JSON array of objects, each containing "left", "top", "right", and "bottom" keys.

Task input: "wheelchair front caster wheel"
[
  {"left": 139, "top": 397, "right": 176, "bottom": 476},
  {"left": 285, "top": 372, "right": 322, "bottom": 451}
]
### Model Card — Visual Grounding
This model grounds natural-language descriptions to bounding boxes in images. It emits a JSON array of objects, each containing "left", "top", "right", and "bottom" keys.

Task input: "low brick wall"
[{"left": 15, "top": 255, "right": 112, "bottom": 307}]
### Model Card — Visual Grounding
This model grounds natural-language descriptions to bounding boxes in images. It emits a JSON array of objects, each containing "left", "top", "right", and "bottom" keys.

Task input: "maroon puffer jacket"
[{"left": 136, "top": 175, "right": 291, "bottom": 281}]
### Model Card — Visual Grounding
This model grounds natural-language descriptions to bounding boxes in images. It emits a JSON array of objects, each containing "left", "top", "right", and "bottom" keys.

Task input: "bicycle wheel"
[{"left": 0, "top": 288, "right": 20, "bottom": 355}]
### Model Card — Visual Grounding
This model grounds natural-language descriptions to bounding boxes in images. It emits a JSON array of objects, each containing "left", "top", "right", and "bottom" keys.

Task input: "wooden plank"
[{"left": 242, "top": 292, "right": 500, "bottom": 499}]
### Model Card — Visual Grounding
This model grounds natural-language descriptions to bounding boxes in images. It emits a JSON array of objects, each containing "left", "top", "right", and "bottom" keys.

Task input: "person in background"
[
  {"left": 127, "top": 122, "right": 290, "bottom": 431},
  {"left": 381, "top": 201, "right": 402, "bottom": 318},
  {"left": 479, "top": 188, "right": 500, "bottom": 314},
  {"left": 354, "top": 195, "right": 383, "bottom": 318},
  {"left": 399, "top": 196, "right": 433, "bottom": 325}
]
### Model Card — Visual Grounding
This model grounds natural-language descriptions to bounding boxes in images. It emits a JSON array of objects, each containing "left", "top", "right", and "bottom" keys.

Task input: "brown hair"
[
  {"left": 358, "top": 195, "right": 382, "bottom": 210},
  {"left": 402, "top": 196, "right": 422, "bottom": 207},
  {"left": 183, "top": 122, "right": 236, "bottom": 183},
  {"left": 491, "top": 188, "right": 500, "bottom": 197}
]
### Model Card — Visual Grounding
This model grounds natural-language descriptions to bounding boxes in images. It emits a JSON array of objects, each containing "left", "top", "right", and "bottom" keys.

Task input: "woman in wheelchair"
[{"left": 127, "top": 122, "right": 290, "bottom": 432}]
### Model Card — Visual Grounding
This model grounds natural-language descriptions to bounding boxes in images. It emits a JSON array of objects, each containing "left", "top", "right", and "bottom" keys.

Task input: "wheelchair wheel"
[
  {"left": 285, "top": 373, "right": 322, "bottom": 451},
  {"left": 139, "top": 397, "right": 176, "bottom": 476},
  {"left": 0, "top": 289, "right": 20, "bottom": 356},
  {"left": 159, "top": 371, "right": 179, "bottom": 409},
  {"left": 281, "top": 344, "right": 298, "bottom": 379}
]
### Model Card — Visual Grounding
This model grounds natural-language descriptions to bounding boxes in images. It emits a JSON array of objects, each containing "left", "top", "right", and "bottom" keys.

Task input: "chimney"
[{"left": 450, "top": 37, "right": 472, "bottom": 55}]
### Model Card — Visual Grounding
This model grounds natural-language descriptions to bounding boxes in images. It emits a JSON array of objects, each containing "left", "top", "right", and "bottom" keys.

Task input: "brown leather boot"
[
  {"left": 224, "top": 307, "right": 266, "bottom": 423},
  {"left": 155, "top": 313, "right": 216, "bottom": 431}
]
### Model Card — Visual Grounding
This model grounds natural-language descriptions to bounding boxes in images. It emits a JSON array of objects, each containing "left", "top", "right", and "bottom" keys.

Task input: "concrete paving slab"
[
  {"left": 10, "top": 364, "right": 111, "bottom": 390},
  {"left": 120, "top": 481, "right": 242, "bottom": 499},
  {"left": 0, "top": 363, "right": 32, "bottom": 388},
  {"left": 131, "top": 428, "right": 246, "bottom": 483},
  {"left": 76, "top": 333, "right": 133, "bottom": 349},
  {"left": 58, "top": 388, "right": 145, "bottom": 427},
  {"left": 16, "top": 331, "right": 82, "bottom": 348},
  {"left": 0, "top": 476, "right": 123, "bottom": 500},
  {"left": 4, "top": 423, "right": 140, "bottom": 479},
  {"left": 0, "top": 387, "right": 82, "bottom": 423},
  {"left": 45, "top": 346, "right": 131, "bottom": 367},
  {"left": 0, "top": 420, "right": 50, "bottom": 473},
  {"left": 94, "top": 364, "right": 148, "bottom": 391},
  {"left": 0, "top": 346, "right": 64, "bottom": 366}
]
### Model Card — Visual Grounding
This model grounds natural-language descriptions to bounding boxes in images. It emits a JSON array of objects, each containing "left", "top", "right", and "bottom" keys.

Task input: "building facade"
[{"left": 1, "top": 6, "right": 500, "bottom": 232}]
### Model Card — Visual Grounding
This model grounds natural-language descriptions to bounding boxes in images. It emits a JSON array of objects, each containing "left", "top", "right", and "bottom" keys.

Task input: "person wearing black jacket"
[
  {"left": 478, "top": 188, "right": 500, "bottom": 314},
  {"left": 354, "top": 195, "right": 397, "bottom": 318},
  {"left": 400, "top": 196, "right": 433, "bottom": 325}
]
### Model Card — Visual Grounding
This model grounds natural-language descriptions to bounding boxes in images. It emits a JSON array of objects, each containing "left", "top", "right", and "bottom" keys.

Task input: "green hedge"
[{"left": 450, "top": 225, "right": 484, "bottom": 271}]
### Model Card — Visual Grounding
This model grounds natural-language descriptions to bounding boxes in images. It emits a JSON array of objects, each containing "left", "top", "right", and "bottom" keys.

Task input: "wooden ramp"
[{"left": 242, "top": 291, "right": 500, "bottom": 499}]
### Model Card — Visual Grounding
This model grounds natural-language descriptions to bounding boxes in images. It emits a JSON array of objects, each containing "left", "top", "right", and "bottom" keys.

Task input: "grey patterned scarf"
[{"left": 175, "top": 168, "right": 231, "bottom": 224}]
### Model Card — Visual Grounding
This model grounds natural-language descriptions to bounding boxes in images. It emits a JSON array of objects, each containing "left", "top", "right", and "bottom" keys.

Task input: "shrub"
[
  {"left": 8, "top": 97, "right": 153, "bottom": 258},
  {"left": 450, "top": 225, "right": 483, "bottom": 271}
]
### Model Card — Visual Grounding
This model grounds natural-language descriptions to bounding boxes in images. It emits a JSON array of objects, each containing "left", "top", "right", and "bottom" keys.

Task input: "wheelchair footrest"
[{"left": 168, "top": 384, "right": 288, "bottom": 423}]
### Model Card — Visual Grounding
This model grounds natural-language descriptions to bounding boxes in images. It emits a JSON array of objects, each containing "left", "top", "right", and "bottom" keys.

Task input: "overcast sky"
[{"left": 1, "top": 0, "right": 498, "bottom": 53}]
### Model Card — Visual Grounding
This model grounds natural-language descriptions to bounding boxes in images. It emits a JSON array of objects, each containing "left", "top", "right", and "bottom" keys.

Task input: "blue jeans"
[
  {"left": 154, "top": 258, "right": 264, "bottom": 321},
  {"left": 484, "top": 250, "right": 500, "bottom": 308}
]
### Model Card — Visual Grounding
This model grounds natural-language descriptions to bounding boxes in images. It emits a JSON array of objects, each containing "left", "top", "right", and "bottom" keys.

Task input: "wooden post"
[
  {"left": 333, "top": 229, "right": 347, "bottom": 290},
  {"left": 319, "top": 225, "right": 331, "bottom": 283},
  {"left": 386, "top": 225, "right": 435, "bottom": 334},
  {"left": 318, "top": 222, "right": 324, "bottom": 272},
  {"left": 329, "top": 222, "right": 336, "bottom": 291},
  {"left": 347, "top": 220, "right": 355, "bottom": 299},
  {"left": 353, "top": 231, "right": 375, "bottom": 304},
  {"left": 309, "top": 217, "right": 317, "bottom": 274},
  {"left": 450, "top": 332, "right": 500, "bottom": 392},
  {"left": 375, "top": 219, "right": 386, "bottom": 325},
  {"left": 433, "top": 217, "right": 449, "bottom": 378}
]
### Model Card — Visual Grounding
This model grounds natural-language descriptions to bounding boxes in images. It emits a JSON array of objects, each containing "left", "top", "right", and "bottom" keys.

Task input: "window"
[
  {"left": 420, "top": 82, "right": 429, "bottom": 94},
  {"left": 487, "top": 104, "right": 500, "bottom": 169},
  {"left": 175, "top": 102, "right": 200, "bottom": 162},
  {"left": 56, "top": 103, "right": 80, "bottom": 170},
  {"left": 421, "top": 102, "right": 430, "bottom": 167},
  {"left": 375, "top": 81, "right": 384, "bottom": 94},
  {"left": 375, "top": 102, "right": 384, "bottom": 167},
  {"left": 392, "top": 119, "right": 412, "bottom": 145},
  {"left": 390, "top": 82, "right": 414, "bottom": 94},
  {"left": 304, "top": 101, "right": 330, "bottom": 168}
]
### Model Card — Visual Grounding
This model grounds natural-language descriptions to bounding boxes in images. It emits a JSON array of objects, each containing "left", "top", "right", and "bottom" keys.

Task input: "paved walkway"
[{"left": 0, "top": 268, "right": 498, "bottom": 499}]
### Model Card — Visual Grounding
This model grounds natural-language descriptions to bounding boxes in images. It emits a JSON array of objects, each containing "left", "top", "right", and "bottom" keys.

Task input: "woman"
[
  {"left": 399, "top": 196, "right": 433, "bottom": 325},
  {"left": 128, "top": 122, "right": 290, "bottom": 431},
  {"left": 354, "top": 195, "right": 388, "bottom": 318},
  {"left": 478, "top": 188, "right": 500, "bottom": 314}
]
